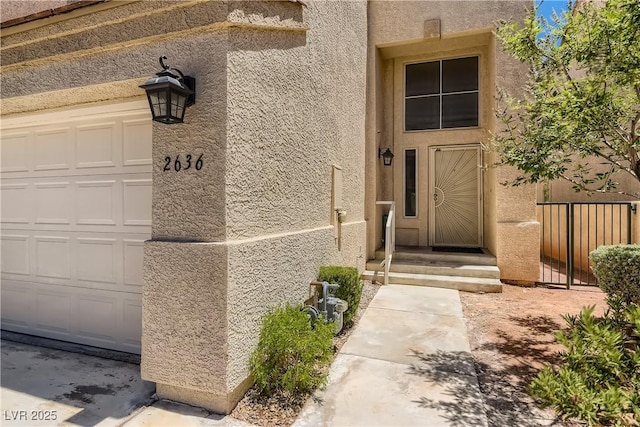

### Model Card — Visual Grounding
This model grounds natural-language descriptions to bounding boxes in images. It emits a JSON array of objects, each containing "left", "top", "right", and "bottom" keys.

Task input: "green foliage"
[
  {"left": 530, "top": 304, "right": 640, "bottom": 426},
  {"left": 590, "top": 245, "right": 640, "bottom": 305},
  {"left": 494, "top": 0, "right": 640, "bottom": 197},
  {"left": 249, "top": 304, "right": 334, "bottom": 396},
  {"left": 317, "top": 266, "right": 362, "bottom": 324}
]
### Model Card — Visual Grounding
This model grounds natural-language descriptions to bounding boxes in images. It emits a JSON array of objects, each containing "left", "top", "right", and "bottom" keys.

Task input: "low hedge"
[
  {"left": 249, "top": 304, "right": 334, "bottom": 396},
  {"left": 590, "top": 244, "right": 640, "bottom": 304}
]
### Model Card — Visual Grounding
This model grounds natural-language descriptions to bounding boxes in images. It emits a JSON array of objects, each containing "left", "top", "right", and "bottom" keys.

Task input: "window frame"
[{"left": 403, "top": 56, "right": 480, "bottom": 132}]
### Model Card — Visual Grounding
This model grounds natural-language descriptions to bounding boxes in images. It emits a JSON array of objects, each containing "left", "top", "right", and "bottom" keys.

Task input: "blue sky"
[{"left": 536, "top": 0, "right": 571, "bottom": 21}]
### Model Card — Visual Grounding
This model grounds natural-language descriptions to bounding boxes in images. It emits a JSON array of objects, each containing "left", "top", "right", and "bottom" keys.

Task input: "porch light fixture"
[
  {"left": 379, "top": 147, "right": 394, "bottom": 166},
  {"left": 140, "top": 56, "right": 195, "bottom": 124}
]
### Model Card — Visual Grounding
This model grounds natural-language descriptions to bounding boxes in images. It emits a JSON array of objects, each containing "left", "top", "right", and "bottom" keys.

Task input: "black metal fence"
[{"left": 537, "top": 202, "right": 636, "bottom": 288}]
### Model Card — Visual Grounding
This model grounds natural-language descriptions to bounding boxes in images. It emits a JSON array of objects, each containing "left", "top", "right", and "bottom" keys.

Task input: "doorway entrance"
[{"left": 429, "top": 145, "right": 482, "bottom": 247}]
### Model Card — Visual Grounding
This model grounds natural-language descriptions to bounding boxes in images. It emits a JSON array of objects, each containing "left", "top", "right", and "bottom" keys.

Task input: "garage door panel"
[
  {"left": 122, "top": 297, "right": 142, "bottom": 350},
  {"left": 1, "top": 282, "right": 33, "bottom": 328},
  {"left": 1, "top": 174, "right": 151, "bottom": 234},
  {"left": 77, "top": 238, "right": 118, "bottom": 284},
  {"left": 123, "top": 239, "right": 145, "bottom": 288},
  {"left": 1, "top": 235, "right": 30, "bottom": 276},
  {"left": 124, "top": 179, "right": 152, "bottom": 226},
  {"left": 1, "top": 183, "right": 30, "bottom": 224},
  {"left": 34, "top": 128, "right": 72, "bottom": 172},
  {"left": 76, "top": 123, "right": 117, "bottom": 169},
  {"left": 77, "top": 294, "right": 118, "bottom": 342},
  {"left": 35, "top": 236, "right": 71, "bottom": 280},
  {"left": 2, "top": 280, "right": 143, "bottom": 353},
  {"left": 1, "top": 101, "right": 150, "bottom": 354},
  {"left": 35, "top": 182, "right": 72, "bottom": 225},
  {"left": 123, "top": 120, "right": 152, "bottom": 167},
  {"left": 0, "top": 132, "right": 30, "bottom": 173},
  {"left": 76, "top": 180, "right": 118, "bottom": 226},
  {"left": 36, "top": 290, "right": 72, "bottom": 334}
]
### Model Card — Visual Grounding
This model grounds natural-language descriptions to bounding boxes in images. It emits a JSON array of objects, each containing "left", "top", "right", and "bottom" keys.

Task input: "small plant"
[
  {"left": 318, "top": 266, "right": 362, "bottom": 325},
  {"left": 530, "top": 304, "right": 640, "bottom": 426},
  {"left": 249, "top": 304, "right": 334, "bottom": 396},
  {"left": 590, "top": 245, "right": 640, "bottom": 305}
]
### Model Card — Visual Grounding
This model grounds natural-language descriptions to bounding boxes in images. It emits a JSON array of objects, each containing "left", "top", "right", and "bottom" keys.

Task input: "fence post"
[
  {"left": 566, "top": 203, "right": 573, "bottom": 289},
  {"left": 627, "top": 204, "right": 633, "bottom": 244}
]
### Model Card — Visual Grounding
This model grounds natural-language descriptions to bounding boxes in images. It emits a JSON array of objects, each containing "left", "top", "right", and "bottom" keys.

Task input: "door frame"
[
  {"left": 391, "top": 44, "right": 490, "bottom": 248},
  {"left": 428, "top": 144, "right": 483, "bottom": 247}
]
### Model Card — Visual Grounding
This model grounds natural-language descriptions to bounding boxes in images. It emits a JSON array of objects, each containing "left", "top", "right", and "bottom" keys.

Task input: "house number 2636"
[{"left": 163, "top": 154, "right": 203, "bottom": 172}]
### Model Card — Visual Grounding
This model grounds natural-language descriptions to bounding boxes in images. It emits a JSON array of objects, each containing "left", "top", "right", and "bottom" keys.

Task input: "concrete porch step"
[
  {"left": 362, "top": 270, "right": 502, "bottom": 293},
  {"left": 375, "top": 248, "right": 497, "bottom": 266},
  {"left": 366, "top": 259, "right": 500, "bottom": 279}
]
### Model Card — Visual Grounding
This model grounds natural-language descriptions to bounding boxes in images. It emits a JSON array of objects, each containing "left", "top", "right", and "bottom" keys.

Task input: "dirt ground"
[{"left": 460, "top": 284, "right": 608, "bottom": 427}]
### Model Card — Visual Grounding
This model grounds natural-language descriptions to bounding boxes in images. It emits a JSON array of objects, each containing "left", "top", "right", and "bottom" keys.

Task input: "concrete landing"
[{"left": 294, "top": 285, "right": 487, "bottom": 427}]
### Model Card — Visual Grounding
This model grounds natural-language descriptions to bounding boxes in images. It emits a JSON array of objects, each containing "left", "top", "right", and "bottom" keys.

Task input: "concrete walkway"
[
  {"left": 294, "top": 285, "right": 488, "bottom": 427},
  {"left": 1, "top": 285, "right": 485, "bottom": 427}
]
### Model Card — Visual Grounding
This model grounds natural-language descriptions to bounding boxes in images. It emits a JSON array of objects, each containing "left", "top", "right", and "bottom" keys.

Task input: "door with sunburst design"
[{"left": 429, "top": 145, "right": 482, "bottom": 247}]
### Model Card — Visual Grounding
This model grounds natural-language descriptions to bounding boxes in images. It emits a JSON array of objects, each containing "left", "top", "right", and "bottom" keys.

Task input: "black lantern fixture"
[
  {"left": 140, "top": 56, "right": 196, "bottom": 124},
  {"left": 379, "top": 147, "right": 394, "bottom": 166}
]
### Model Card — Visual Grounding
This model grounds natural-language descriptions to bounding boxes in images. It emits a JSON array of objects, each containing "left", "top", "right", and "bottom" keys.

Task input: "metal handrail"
[{"left": 376, "top": 201, "right": 396, "bottom": 285}]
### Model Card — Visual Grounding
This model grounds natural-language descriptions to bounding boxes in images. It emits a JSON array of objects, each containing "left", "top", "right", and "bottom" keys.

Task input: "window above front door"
[{"left": 405, "top": 56, "right": 479, "bottom": 131}]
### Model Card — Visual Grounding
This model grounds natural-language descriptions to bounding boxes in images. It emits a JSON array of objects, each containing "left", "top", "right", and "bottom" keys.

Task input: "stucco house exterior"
[{"left": 1, "top": 0, "right": 540, "bottom": 414}]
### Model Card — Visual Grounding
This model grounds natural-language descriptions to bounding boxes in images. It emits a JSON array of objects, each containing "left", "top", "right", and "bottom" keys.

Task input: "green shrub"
[
  {"left": 530, "top": 304, "right": 640, "bottom": 426},
  {"left": 318, "top": 266, "right": 362, "bottom": 324},
  {"left": 590, "top": 245, "right": 640, "bottom": 305},
  {"left": 249, "top": 304, "right": 334, "bottom": 396}
]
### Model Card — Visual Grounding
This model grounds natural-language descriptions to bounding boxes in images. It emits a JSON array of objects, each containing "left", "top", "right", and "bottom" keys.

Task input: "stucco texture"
[
  {"left": 225, "top": 222, "right": 366, "bottom": 391},
  {"left": 2, "top": 0, "right": 367, "bottom": 414},
  {"left": 223, "top": 0, "right": 368, "bottom": 396},
  {"left": 142, "top": 241, "right": 229, "bottom": 396}
]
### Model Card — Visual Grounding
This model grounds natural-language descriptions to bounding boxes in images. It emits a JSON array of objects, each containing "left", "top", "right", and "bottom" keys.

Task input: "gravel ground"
[{"left": 230, "top": 280, "right": 382, "bottom": 427}]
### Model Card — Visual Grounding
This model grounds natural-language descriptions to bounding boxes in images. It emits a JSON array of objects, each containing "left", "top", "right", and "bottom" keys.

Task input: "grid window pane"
[
  {"left": 442, "top": 93, "right": 478, "bottom": 128},
  {"left": 405, "top": 97, "right": 439, "bottom": 131},
  {"left": 404, "top": 149, "right": 417, "bottom": 217},
  {"left": 406, "top": 62, "right": 439, "bottom": 96},
  {"left": 442, "top": 57, "right": 478, "bottom": 93}
]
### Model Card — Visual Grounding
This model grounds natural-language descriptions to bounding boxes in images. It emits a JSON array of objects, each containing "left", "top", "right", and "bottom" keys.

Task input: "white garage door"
[{"left": 1, "top": 101, "right": 152, "bottom": 354}]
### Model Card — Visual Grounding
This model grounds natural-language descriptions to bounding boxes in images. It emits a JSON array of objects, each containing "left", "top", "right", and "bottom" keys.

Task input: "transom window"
[{"left": 405, "top": 56, "right": 479, "bottom": 131}]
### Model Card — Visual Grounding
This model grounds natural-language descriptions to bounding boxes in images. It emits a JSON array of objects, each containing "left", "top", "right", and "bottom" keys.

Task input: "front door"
[{"left": 429, "top": 145, "right": 482, "bottom": 247}]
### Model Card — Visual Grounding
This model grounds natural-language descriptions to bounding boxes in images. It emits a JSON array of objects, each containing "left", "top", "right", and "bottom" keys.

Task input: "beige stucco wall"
[
  {"left": 545, "top": 172, "right": 640, "bottom": 202},
  {"left": 222, "top": 0, "right": 368, "bottom": 402},
  {"left": 2, "top": 0, "right": 367, "bottom": 413},
  {"left": 365, "top": 0, "right": 538, "bottom": 282}
]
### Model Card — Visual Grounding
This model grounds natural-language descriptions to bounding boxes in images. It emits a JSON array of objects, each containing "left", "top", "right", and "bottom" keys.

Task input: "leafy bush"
[
  {"left": 590, "top": 245, "right": 640, "bottom": 305},
  {"left": 530, "top": 303, "right": 640, "bottom": 426},
  {"left": 318, "top": 266, "right": 362, "bottom": 324},
  {"left": 249, "top": 304, "right": 334, "bottom": 396}
]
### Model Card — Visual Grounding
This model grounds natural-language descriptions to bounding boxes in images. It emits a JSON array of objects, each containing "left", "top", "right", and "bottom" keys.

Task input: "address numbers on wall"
[{"left": 163, "top": 154, "right": 203, "bottom": 172}]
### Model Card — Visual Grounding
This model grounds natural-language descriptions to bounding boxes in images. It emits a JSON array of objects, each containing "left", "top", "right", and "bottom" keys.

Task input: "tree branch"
[{"left": 559, "top": 173, "right": 638, "bottom": 198}]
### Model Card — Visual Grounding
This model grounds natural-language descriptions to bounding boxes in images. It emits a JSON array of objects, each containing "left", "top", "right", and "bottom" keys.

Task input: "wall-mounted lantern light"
[
  {"left": 139, "top": 56, "right": 196, "bottom": 124},
  {"left": 379, "top": 147, "right": 394, "bottom": 166}
]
